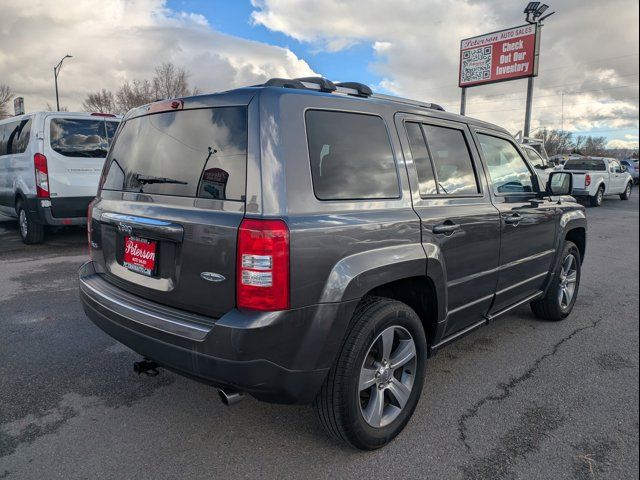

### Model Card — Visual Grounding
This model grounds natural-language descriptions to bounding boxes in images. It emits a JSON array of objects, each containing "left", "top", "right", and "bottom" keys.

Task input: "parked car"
[
  {"left": 620, "top": 158, "right": 639, "bottom": 184},
  {"left": 521, "top": 143, "right": 557, "bottom": 185},
  {"left": 562, "top": 157, "right": 634, "bottom": 207},
  {"left": 0, "top": 111, "right": 121, "bottom": 243},
  {"left": 79, "top": 78, "right": 586, "bottom": 450}
]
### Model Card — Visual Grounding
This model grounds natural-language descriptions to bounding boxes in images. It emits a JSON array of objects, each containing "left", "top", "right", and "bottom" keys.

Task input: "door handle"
[
  {"left": 432, "top": 222, "right": 461, "bottom": 235},
  {"left": 504, "top": 214, "right": 522, "bottom": 226}
]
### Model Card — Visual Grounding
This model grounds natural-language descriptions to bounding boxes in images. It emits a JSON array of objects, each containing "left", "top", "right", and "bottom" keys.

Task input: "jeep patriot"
[{"left": 79, "top": 77, "right": 586, "bottom": 450}]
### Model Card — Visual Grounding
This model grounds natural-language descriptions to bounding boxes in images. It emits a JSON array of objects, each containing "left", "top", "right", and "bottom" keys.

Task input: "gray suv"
[{"left": 79, "top": 78, "right": 586, "bottom": 450}]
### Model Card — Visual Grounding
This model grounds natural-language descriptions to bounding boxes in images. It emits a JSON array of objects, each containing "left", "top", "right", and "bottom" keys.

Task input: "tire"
[
  {"left": 531, "top": 241, "right": 581, "bottom": 321},
  {"left": 589, "top": 185, "right": 605, "bottom": 207},
  {"left": 620, "top": 182, "right": 632, "bottom": 201},
  {"left": 16, "top": 200, "right": 45, "bottom": 244},
  {"left": 313, "top": 296, "right": 427, "bottom": 450}
]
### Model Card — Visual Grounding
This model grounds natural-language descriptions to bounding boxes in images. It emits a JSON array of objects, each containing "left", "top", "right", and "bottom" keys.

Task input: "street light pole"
[{"left": 54, "top": 55, "right": 73, "bottom": 111}]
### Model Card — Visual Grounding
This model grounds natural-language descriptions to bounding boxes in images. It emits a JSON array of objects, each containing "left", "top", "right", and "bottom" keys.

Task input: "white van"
[{"left": 0, "top": 112, "right": 120, "bottom": 243}]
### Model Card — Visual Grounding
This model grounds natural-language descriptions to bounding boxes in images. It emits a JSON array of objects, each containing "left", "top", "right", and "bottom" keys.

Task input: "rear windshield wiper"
[{"left": 134, "top": 174, "right": 188, "bottom": 185}]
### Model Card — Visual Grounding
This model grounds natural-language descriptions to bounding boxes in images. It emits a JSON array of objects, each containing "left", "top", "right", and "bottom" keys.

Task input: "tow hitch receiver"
[{"left": 133, "top": 358, "right": 160, "bottom": 376}]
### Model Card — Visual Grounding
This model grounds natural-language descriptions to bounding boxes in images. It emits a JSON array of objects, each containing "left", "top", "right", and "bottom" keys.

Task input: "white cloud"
[
  {"left": 251, "top": 0, "right": 639, "bottom": 136},
  {"left": 0, "top": 0, "right": 316, "bottom": 112},
  {"left": 608, "top": 138, "right": 639, "bottom": 149}
]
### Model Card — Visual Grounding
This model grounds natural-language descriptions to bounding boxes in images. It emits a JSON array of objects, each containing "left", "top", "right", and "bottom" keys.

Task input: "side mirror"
[
  {"left": 546, "top": 171, "right": 573, "bottom": 196},
  {"left": 622, "top": 166, "right": 628, "bottom": 173}
]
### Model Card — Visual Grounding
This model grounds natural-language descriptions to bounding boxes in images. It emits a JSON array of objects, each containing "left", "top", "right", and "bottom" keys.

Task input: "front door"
[
  {"left": 397, "top": 116, "right": 501, "bottom": 337},
  {"left": 609, "top": 159, "right": 626, "bottom": 193},
  {"left": 473, "top": 131, "right": 559, "bottom": 313}
]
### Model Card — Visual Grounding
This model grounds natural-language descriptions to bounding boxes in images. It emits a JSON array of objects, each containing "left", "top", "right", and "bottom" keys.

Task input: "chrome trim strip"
[
  {"left": 80, "top": 277, "right": 210, "bottom": 340},
  {"left": 447, "top": 293, "right": 495, "bottom": 315},
  {"left": 487, "top": 291, "right": 544, "bottom": 321},
  {"left": 431, "top": 319, "right": 487, "bottom": 350},
  {"left": 495, "top": 271, "right": 548, "bottom": 296}
]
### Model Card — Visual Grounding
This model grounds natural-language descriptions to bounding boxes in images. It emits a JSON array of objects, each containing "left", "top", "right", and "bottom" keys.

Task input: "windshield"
[
  {"left": 101, "top": 107, "right": 247, "bottom": 200},
  {"left": 564, "top": 159, "right": 607, "bottom": 171},
  {"left": 50, "top": 118, "right": 119, "bottom": 158}
]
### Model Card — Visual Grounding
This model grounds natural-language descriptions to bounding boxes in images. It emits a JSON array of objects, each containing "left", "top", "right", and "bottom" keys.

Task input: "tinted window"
[
  {"left": 610, "top": 160, "right": 621, "bottom": 173},
  {"left": 102, "top": 107, "right": 247, "bottom": 200},
  {"left": 478, "top": 134, "right": 534, "bottom": 194},
  {"left": 405, "top": 122, "right": 437, "bottom": 196},
  {"left": 106, "top": 121, "right": 119, "bottom": 142},
  {"left": 563, "top": 159, "right": 606, "bottom": 171},
  {"left": 50, "top": 119, "right": 118, "bottom": 158},
  {"left": 0, "top": 121, "right": 22, "bottom": 156},
  {"left": 306, "top": 110, "right": 399, "bottom": 200},
  {"left": 12, "top": 118, "right": 32, "bottom": 154},
  {"left": 422, "top": 125, "right": 479, "bottom": 195}
]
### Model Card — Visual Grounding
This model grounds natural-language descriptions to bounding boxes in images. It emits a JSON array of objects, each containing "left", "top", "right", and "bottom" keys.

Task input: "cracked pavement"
[{"left": 1, "top": 194, "right": 638, "bottom": 479}]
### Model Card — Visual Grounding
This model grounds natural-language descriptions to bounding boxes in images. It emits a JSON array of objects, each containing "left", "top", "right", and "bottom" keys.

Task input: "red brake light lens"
[
  {"left": 34, "top": 153, "right": 49, "bottom": 198},
  {"left": 237, "top": 218, "right": 290, "bottom": 311},
  {"left": 585, "top": 174, "right": 591, "bottom": 187},
  {"left": 87, "top": 199, "right": 95, "bottom": 256}
]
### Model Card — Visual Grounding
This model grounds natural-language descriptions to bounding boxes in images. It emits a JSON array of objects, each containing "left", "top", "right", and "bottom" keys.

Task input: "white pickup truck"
[{"left": 563, "top": 157, "right": 634, "bottom": 207}]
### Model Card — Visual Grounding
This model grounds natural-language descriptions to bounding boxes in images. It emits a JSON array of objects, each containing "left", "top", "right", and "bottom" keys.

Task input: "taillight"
[
  {"left": 34, "top": 153, "right": 49, "bottom": 198},
  {"left": 585, "top": 174, "right": 591, "bottom": 187},
  {"left": 237, "top": 218, "right": 289, "bottom": 311},
  {"left": 87, "top": 199, "right": 95, "bottom": 256}
]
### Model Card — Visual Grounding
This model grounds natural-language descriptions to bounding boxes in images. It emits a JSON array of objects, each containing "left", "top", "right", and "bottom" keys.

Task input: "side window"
[
  {"left": 422, "top": 125, "right": 480, "bottom": 195},
  {"left": 0, "top": 124, "right": 6, "bottom": 156},
  {"left": 478, "top": 134, "right": 534, "bottom": 195},
  {"left": 4, "top": 121, "right": 21, "bottom": 155},
  {"left": 306, "top": 110, "right": 400, "bottom": 200},
  {"left": 524, "top": 147, "right": 545, "bottom": 168},
  {"left": 611, "top": 161, "right": 621, "bottom": 173},
  {"left": 12, "top": 118, "right": 32, "bottom": 154},
  {"left": 405, "top": 122, "right": 437, "bottom": 196}
]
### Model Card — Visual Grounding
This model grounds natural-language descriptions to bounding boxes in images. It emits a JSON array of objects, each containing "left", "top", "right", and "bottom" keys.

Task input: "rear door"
[
  {"left": 44, "top": 115, "right": 119, "bottom": 200},
  {"left": 473, "top": 130, "right": 558, "bottom": 312},
  {"left": 397, "top": 115, "right": 501, "bottom": 336},
  {"left": 90, "top": 104, "right": 249, "bottom": 318}
]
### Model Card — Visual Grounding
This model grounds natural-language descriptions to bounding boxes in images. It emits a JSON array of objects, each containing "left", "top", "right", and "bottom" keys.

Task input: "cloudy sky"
[{"left": 1, "top": 0, "right": 638, "bottom": 148}]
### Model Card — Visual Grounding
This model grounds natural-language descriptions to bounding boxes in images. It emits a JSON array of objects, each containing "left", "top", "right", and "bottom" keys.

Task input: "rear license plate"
[{"left": 123, "top": 236, "right": 157, "bottom": 276}]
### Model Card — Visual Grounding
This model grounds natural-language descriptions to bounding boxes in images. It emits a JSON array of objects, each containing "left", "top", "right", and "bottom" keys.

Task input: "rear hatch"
[
  {"left": 90, "top": 103, "right": 248, "bottom": 318},
  {"left": 44, "top": 114, "right": 120, "bottom": 210}
]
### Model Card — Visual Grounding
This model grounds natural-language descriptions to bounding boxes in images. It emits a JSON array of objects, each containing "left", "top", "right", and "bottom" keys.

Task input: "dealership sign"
[{"left": 459, "top": 24, "right": 539, "bottom": 87}]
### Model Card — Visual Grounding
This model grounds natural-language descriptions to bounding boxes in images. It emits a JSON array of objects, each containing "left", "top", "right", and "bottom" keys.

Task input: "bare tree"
[
  {"left": 115, "top": 79, "right": 155, "bottom": 113},
  {"left": 535, "top": 129, "right": 573, "bottom": 156},
  {"left": 582, "top": 136, "right": 608, "bottom": 157},
  {"left": 82, "top": 89, "right": 116, "bottom": 113},
  {"left": 152, "top": 62, "right": 195, "bottom": 99},
  {"left": 0, "top": 84, "right": 14, "bottom": 117}
]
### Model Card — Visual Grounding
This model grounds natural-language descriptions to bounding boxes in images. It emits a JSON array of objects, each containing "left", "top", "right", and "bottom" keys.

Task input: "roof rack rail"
[
  {"left": 371, "top": 93, "right": 445, "bottom": 112},
  {"left": 294, "top": 77, "right": 336, "bottom": 92},
  {"left": 258, "top": 77, "right": 444, "bottom": 111},
  {"left": 335, "top": 82, "right": 372, "bottom": 97}
]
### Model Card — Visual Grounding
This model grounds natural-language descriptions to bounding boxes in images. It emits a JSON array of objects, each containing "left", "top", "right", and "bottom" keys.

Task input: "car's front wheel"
[
  {"left": 314, "top": 297, "right": 427, "bottom": 450},
  {"left": 531, "top": 241, "right": 581, "bottom": 321}
]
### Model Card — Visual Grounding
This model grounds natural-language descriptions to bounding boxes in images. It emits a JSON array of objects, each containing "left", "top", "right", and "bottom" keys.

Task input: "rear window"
[
  {"left": 50, "top": 118, "right": 119, "bottom": 158},
  {"left": 306, "top": 110, "right": 400, "bottom": 200},
  {"left": 102, "top": 107, "right": 247, "bottom": 200},
  {"left": 564, "top": 159, "right": 606, "bottom": 171}
]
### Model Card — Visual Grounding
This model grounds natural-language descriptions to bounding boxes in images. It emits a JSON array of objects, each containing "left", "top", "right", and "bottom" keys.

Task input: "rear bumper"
[
  {"left": 79, "top": 261, "right": 357, "bottom": 404},
  {"left": 571, "top": 188, "right": 590, "bottom": 197},
  {"left": 25, "top": 196, "right": 92, "bottom": 226}
]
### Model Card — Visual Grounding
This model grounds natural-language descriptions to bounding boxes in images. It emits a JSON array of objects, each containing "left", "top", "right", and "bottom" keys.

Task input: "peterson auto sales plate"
[{"left": 123, "top": 236, "right": 158, "bottom": 276}]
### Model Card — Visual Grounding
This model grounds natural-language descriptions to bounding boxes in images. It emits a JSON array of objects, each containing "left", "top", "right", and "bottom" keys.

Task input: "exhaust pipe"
[{"left": 218, "top": 388, "right": 244, "bottom": 406}]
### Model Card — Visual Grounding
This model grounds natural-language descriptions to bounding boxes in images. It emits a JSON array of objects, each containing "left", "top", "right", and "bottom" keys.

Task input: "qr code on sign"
[{"left": 461, "top": 46, "right": 492, "bottom": 83}]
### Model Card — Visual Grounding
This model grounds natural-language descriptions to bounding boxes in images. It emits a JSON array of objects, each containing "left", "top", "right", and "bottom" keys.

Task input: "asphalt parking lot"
[{"left": 1, "top": 194, "right": 638, "bottom": 480}]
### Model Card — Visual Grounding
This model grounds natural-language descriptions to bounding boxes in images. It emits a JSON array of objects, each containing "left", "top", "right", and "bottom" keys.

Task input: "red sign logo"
[{"left": 123, "top": 236, "right": 157, "bottom": 275}]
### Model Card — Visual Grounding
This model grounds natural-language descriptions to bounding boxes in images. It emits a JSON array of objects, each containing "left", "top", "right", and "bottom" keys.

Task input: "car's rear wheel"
[
  {"left": 589, "top": 186, "right": 605, "bottom": 207},
  {"left": 16, "top": 200, "right": 45, "bottom": 244},
  {"left": 620, "top": 182, "right": 632, "bottom": 200},
  {"left": 531, "top": 241, "right": 581, "bottom": 321},
  {"left": 313, "top": 296, "right": 427, "bottom": 450}
]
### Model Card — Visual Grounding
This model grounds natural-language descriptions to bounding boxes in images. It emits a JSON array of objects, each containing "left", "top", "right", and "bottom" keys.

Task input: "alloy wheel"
[
  {"left": 359, "top": 326, "right": 417, "bottom": 428},
  {"left": 558, "top": 253, "right": 578, "bottom": 309},
  {"left": 19, "top": 209, "right": 28, "bottom": 239}
]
